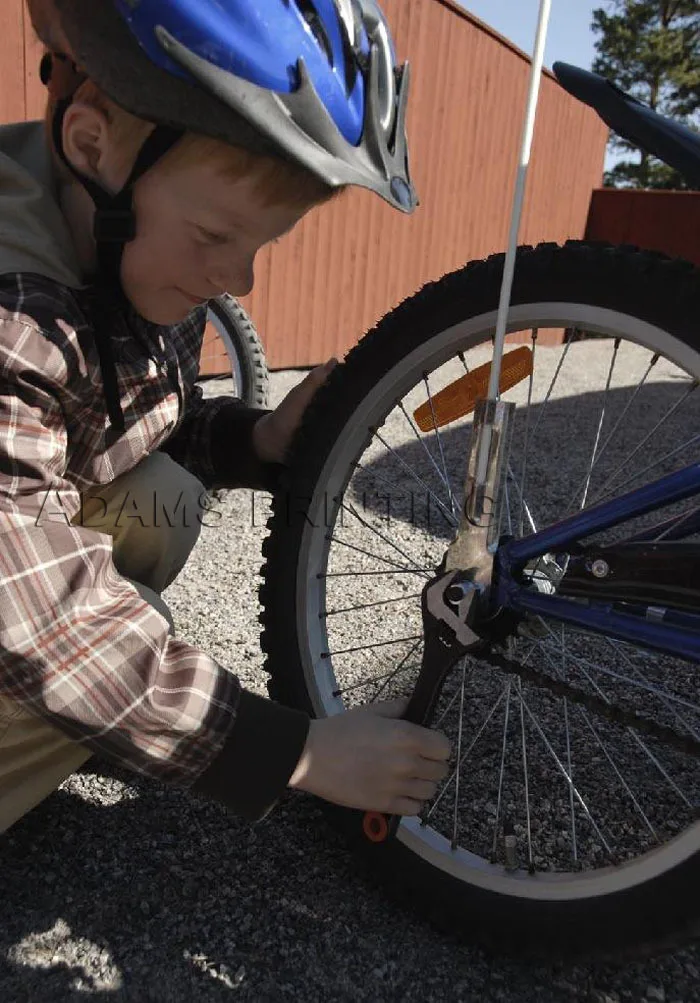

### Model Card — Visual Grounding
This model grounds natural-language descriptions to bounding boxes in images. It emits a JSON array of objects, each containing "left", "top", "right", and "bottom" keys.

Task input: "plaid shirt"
[{"left": 0, "top": 126, "right": 310, "bottom": 823}]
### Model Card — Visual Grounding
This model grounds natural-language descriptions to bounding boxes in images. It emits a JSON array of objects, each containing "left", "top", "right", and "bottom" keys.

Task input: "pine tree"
[{"left": 591, "top": 0, "right": 700, "bottom": 188}]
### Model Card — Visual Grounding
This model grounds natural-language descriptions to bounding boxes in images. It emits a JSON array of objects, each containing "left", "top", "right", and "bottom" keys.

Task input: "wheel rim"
[{"left": 293, "top": 303, "right": 700, "bottom": 899}]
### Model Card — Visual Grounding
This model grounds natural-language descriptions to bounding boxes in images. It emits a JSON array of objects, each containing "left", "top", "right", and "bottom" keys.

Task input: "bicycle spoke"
[
  {"left": 539, "top": 642, "right": 658, "bottom": 840},
  {"left": 540, "top": 620, "right": 700, "bottom": 719},
  {"left": 425, "top": 687, "right": 508, "bottom": 821},
  {"left": 321, "top": 569, "right": 430, "bottom": 578},
  {"left": 590, "top": 382, "right": 698, "bottom": 504},
  {"left": 627, "top": 733, "right": 695, "bottom": 810},
  {"left": 576, "top": 337, "right": 620, "bottom": 511},
  {"left": 562, "top": 626, "right": 578, "bottom": 863},
  {"left": 491, "top": 678, "right": 513, "bottom": 861},
  {"left": 421, "top": 375, "right": 459, "bottom": 518},
  {"left": 338, "top": 500, "right": 434, "bottom": 578},
  {"left": 653, "top": 502, "right": 700, "bottom": 542},
  {"left": 583, "top": 711, "right": 659, "bottom": 840},
  {"left": 517, "top": 329, "right": 538, "bottom": 537},
  {"left": 517, "top": 678, "right": 535, "bottom": 870},
  {"left": 322, "top": 634, "right": 422, "bottom": 659},
  {"left": 530, "top": 332, "right": 577, "bottom": 440},
  {"left": 452, "top": 657, "right": 469, "bottom": 850},
  {"left": 594, "top": 430, "right": 700, "bottom": 507},
  {"left": 353, "top": 460, "right": 439, "bottom": 523},
  {"left": 433, "top": 682, "right": 466, "bottom": 728},
  {"left": 322, "top": 593, "right": 423, "bottom": 618},
  {"left": 538, "top": 624, "right": 695, "bottom": 808},
  {"left": 370, "top": 640, "right": 423, "bottom": 704},
  {"left": 563, "top": 696, "right": 578, "bottom": 862},
  {"left": 398, "top": 400, "right": 457, "bottom": 511},
  {"left": 565, "top": 350, "right": 659, "bottom": 512},
  {"left": 537, "top": 629, "right": 700, "bottom": 716},
  {"left": 373, "top": 429, "right": 458, "bottom": 528},
  {"left": 330, "top": 532, "right": 432, "bottom": 579},
  {"left": 603, "top": 637, "right": 700, "bottom": 741},
  {"left": 506, "top": 465, "right": 539, "bottom": 534},
  {"left": 518, "top": 690, "right": 612, "bottom": 855},
  {"left": 503, "top": 470, "right": 514, "bottom": 536},
  {"left": 331, "top": 640, "right": 422, "bottom": 699},
  {"left": 512, "top": 610, "right": 677, "bottom": 853}
]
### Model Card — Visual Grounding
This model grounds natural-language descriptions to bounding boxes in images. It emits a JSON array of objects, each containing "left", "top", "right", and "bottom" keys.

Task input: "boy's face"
[{"left": 121, "top": 156, "right": 313, "bottom": 325}]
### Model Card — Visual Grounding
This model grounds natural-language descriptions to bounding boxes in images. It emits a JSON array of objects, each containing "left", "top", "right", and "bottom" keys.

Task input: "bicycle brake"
[{"left": 360, "top": 568, "right": 485, "bottom": 844}]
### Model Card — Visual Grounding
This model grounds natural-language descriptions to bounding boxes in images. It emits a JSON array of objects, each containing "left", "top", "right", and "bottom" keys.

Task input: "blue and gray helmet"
[{"left": 43, "top": 0, "right": 417, "bottom": 215}]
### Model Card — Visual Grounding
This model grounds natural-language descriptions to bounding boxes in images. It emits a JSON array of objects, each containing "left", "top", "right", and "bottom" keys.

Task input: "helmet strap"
[
  {"left": 44, "top": 51, "right": 185, "bottom": 291},
  {"left": 43, "top": 52, "right": 187, "bottom": 442}
]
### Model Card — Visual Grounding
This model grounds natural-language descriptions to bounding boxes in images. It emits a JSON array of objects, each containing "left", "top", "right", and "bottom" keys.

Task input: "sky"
[
  {"left": 457, "top": 2, "right": 619, "bottom": 168},
  {"left": 458, "top": 1, "right": 602, "bottom": 71}
]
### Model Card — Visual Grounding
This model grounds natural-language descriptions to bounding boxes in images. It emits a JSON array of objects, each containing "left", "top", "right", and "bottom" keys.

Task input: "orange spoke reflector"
[{"left": 413, "top": 346, "right": 534, "bottom": 432}]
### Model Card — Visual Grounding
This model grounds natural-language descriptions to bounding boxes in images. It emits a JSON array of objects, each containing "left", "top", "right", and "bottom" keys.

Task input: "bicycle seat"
[{"left": 552, "top": 61, "right": 700, "bottom": 189}]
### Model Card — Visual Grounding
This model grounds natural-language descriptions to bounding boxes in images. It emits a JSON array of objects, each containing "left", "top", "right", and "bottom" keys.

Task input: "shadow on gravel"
[
  {"left": 351, "top": 380, "right": 700, "bottom": 540},
  {"left": 2, "top": 758, "right": 699, "bottom": 1003},
  {"left": 0, "top": 760, "right": 380, "bottom": 1002}
]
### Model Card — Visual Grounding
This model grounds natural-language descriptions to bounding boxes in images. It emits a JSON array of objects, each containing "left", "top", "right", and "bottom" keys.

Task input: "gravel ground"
[{"left": 1, "top": 353, "right": 699, "bottom": 1002}]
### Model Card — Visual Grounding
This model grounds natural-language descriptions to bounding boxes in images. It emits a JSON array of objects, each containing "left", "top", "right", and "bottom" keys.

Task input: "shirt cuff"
[
  {"left": 189, "top": 690, "right": 311, "bottom": 821},
  {"left": 209, "top": 403, "right": 286, "bottom": 493}
]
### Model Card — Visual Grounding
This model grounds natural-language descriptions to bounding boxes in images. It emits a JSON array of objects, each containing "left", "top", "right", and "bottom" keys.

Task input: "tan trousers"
[{"left": 0, "top": 450, "right": 207, "bottom": 833}]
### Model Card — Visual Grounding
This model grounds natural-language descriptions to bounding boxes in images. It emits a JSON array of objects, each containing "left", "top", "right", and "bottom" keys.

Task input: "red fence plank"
[
  {"left": 24, "top": 24, "right": 47, "bottom": 122},
  {"left": 585, "top": 189, "right": 700, "bottom": 268},
  {"left": 1, "top": 0, "right": 27, "bottom": 125}
]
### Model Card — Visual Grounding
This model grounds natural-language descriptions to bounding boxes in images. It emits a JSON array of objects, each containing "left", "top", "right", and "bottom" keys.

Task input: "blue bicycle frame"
[{"left": 496, "top": 461, "right": 700, "bottom": 664}]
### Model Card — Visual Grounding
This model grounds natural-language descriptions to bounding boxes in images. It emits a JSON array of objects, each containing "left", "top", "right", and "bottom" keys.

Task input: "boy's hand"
[
  {"left": 288, "top": 699, "right": 452, "bottom": 816},
  {"left": 253, "top": 357, "right": 338, "bottom": 464}
]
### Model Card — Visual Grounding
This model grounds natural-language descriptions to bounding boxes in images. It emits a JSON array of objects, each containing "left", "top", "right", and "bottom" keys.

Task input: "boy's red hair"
[{"left": 45, "top": 76, "right": 343, "bottom": 210}]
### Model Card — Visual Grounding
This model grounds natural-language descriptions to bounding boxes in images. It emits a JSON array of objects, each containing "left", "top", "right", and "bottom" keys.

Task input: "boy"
[{"left": 0, "top": 0, "right": 450, "bottom": 834}]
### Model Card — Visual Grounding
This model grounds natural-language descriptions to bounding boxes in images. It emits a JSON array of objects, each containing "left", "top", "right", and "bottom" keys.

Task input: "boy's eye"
[{"left": 195, "top": 225, "right": 227, "bottom": 245}]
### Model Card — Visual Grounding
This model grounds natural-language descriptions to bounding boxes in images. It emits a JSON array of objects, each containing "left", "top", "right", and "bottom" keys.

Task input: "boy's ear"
[{"left": 61, "top": 101, "right": 111, "bottom": 180}]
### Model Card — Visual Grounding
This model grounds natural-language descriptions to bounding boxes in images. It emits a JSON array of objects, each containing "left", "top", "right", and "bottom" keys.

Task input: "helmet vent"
[
  {"left": 295, "top": 0, "right": 334, "bottom": 68},
  {"left": 338, "top": 2, "right": 360, "bottom": 95}
]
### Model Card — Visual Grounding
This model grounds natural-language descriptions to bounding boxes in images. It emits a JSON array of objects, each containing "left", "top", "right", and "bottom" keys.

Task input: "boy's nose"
[{"left": 207, "top": 258, "right": 255, "bottom": 299}]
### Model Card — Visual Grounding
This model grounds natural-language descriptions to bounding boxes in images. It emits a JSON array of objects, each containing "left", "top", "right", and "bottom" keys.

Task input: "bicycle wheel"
[
  {"left": 200, "top": 294, "right": 269, "bottom": 408},
  {"left": 259, "top": 241, "right": 700, "bottom": 958}
]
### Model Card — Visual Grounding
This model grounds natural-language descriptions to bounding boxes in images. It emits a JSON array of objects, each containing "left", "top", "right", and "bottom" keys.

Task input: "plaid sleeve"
[
  {"left": 159, "top": 382, "right": 285, "bottom": 493},
  {"left": 0, "top": 318, "right": 307, "bottom": 802}
]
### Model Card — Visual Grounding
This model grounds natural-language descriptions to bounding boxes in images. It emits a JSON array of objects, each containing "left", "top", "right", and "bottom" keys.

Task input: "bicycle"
[{"left": 258, "top": 53, "right": 700, "bottom": 961}]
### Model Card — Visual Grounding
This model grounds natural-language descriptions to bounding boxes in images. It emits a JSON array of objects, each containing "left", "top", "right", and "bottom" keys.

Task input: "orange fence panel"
[{"left": 585, "top": 189, "right": 700, "bottom": 268}]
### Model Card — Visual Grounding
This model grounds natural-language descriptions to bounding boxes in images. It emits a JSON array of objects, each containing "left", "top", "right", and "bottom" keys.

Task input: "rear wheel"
[
  {"left": 197, "top": 296, "right": 270, "bottom": 502},
  {"left": 260, "top": 242, "right": 700, "bottom": 958},
  {"left": 198, "top": 295, "right": 269, "bottom": 408}
]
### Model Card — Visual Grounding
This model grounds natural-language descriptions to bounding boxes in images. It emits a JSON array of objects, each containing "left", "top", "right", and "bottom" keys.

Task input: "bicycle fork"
[{"left": 361, "top": 399, "right": 516, "bottom": 843}]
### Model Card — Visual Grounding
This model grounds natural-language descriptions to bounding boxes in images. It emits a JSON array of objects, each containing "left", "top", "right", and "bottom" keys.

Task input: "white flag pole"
[{"left": 487, "top": 0, "right": 554, "bottom": 401}]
